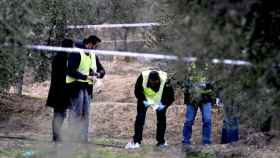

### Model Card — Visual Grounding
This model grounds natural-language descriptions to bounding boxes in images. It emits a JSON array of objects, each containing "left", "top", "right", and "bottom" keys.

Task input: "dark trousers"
[
  {"left": 68, "top": 88, "right": 91, "bottom": 142},
  {"left": 221, "top": 117, "right": 239, "bottom": 144},
  {"left": 52, "top": 109, "right": 66, "bottom": 142},
  {"left": 133, "top": 101, "right": 167, "bottom": 144}
]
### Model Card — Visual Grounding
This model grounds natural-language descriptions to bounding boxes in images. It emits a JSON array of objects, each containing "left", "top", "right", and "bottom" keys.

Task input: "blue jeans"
[
  {"left": 221, "top": 117, "right": 239, "bottom": 144},
  {"left": 69, "top": 88, "right": 91, "bottom": 142},
  {"left": 182, "top": 102, "right": 212, "bottom": 144}
]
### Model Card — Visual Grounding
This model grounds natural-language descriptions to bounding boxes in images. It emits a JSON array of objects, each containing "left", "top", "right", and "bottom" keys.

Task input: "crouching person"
[{"left": 126, "top": 70, "right": 174, "bottom": 149}]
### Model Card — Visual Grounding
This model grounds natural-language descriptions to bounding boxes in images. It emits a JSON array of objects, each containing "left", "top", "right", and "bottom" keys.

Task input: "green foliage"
[
  {"left": 1, "top": 0, "right": 279, "bottom": 131},
  {"left": 149, "top": 0, "right": 280, "bottom": 130},
  {"left": 0, "top": 148, "right": 24, "bottom": 158},
  {"left": 187, "top": 151, "right": 216, "bottom": 158},
  {"left": 90, "top": 0, "right": 149, "bottom": 23},
  {"left": 86, "top": 149, "right": 142, "bottom": 158},
  {"left": 0, "top": 0, "right": 153, "bottom": 91},
  {"left": 0, "top": 0, "right": 37, "bottom": 92}
]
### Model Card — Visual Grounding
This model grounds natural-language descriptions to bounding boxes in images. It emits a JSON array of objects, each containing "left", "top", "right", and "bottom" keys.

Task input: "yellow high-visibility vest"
[
  {"left": 142, "top": 70, "right": 167, "bottom": 105},
  {"left": 66, "top": 51, "right": 93, "bottom": 84},
  {"left": 189, "top": 64, "right": 209, "bottom": 95},
  {"left": 87, "top": 52, "right": 97, "bottom": 85}
]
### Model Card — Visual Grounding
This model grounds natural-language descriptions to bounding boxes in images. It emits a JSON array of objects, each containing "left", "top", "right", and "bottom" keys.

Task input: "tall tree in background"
[
  {"left": 34, "top": 0, "right": 68, "bottom": 82},
  {"left": 148, "top": 0, "right": 280, "bottom": 130},
  {"left": 0, "top": 0, "right": 38, "bottom": 93},
  {"left": 243, "top": 0, "right": 280, "bottom": 130},
  {"left": 2, "top": 0, "right": 278, "bottom": 131}
]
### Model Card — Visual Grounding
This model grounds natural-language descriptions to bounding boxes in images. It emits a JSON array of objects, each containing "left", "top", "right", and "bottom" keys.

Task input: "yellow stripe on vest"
[
  {"left": 142, "top": 70, "right": 167, "bottom": 105},
  {"left": 66, "top": 51, "right": 92, "bottom": 84},
  {"left": 87, "top": 52, "right": 97, "bottom": 85}
]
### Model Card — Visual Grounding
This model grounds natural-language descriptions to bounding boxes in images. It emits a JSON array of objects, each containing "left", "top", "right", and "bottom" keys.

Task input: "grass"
[
  {"left": 0, "top": 144, "right": 218, "bottom": 158},
  {"left": 91, "top": 137, "right": 127, "bottom": 147},
  {"left": 79, "top": 148, "right": 143, "bottom": 158},
  {"left": 1, "top": 138, "right": 201, "bottom": 158},
  {"left": 186, "top": 151, "right": 217, "bottom": 158},
  {"left": 0, "top": 148, "right": 27, "bottom": 158}
]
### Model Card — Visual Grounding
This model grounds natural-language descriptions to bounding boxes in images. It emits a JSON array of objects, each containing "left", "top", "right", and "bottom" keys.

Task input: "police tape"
[
  {"left": 67, "top": 22, "right": 161, "bottom": 29},
  {"left": 26, "top": 45, "right": 252, "bottom": 66}
]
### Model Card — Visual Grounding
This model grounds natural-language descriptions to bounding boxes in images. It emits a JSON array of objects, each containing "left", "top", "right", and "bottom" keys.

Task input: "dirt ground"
[{"left": 1, "top": 60, "right": 280, "bottom": 158}]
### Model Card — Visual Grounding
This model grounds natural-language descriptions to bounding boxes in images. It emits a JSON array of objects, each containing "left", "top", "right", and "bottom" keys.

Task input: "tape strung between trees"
[
  {"left": 52, "top": 22, "right": 251, "bottom": 66},
  {"left": 67, "top": 22, "right": 161, "bottom": 29},
  {"left": 26, "top": 45, "right": 252, "bottom": 66}
]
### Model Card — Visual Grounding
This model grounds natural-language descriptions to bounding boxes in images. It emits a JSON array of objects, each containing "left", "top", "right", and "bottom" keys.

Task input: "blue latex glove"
[
  {"left": 215, "top": 98, "right": 224, "bottom": 108},
  {"left": 157, "top": 102, "right": 165, "bottom": 111},
  {"left": 23, "top": 149, "right": 34, "bottom": 157},
  {"left": 143, "top": 100, "right": 151, "bottom": 108}
]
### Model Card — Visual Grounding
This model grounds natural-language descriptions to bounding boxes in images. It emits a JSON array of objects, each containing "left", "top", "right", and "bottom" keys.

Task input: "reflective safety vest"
[
  {"left": 87, "top": 52, "right": 97, "bottom": 85},
  {"left": 142, "top": 70, "right": 167, "bottom": 105},
  {"left": 189, "top": 74, "right": 209, "bottom": 94},
  {"left": 188, "top": 63, "right": 211, "bottom": 95},
  {"left": 66, "top": 51, "right": 96, "bottom": 84}
]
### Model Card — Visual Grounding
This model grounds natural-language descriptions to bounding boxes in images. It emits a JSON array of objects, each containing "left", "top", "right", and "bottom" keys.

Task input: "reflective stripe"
[
  {"left": 88, "top": 52, "right": 97, "bottom": 85},
  {"left": 189, "top": 63, "right": 210, "bottom": 95},
  {"left": 142, "top": 70, "right": 167, "bottom": 105}
]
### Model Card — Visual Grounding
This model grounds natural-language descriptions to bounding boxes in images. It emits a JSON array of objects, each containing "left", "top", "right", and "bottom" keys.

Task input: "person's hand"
[
  {"left": 143, "top": 100, "right": 151, "bottom": 108},
  {"left": 156, "top": 102, "right": 165, "bottom": 111},
  {"left": 215, "top": 98, "right": 223, "bottom": 108},
  {"left": 214, "top": 98, "right": 223, "bottom": 113},
  {"left": 87, "top": 75, "right": 94, "bottom": 81},
  {"left": 93, "top": 72, "right": 101, "bottom": 78}
]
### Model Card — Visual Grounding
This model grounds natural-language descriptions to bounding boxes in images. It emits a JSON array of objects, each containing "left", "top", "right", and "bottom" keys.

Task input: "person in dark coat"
[
  {"left": 46, "top": 38, "right": 73, "bottom": 142},
  {"left": 125, "top": 70, "right": 174, "bottom": 149}
]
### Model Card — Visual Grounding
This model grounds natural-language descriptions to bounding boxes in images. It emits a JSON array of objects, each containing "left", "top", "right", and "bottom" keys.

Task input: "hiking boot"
[{"left": 125, "top": 141, "right": 140, "bottom": 149}]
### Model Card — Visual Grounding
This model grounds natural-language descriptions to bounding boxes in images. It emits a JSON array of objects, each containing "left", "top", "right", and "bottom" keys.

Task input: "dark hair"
[
  {"left": 61, "top": 39, "right": 73, "bottom": 48},
  {"left": 148, "top": 71, "right": 160, "bottom": 81},
  {"left": 83, "top": 35, "right": 101, "bottom": 45}
]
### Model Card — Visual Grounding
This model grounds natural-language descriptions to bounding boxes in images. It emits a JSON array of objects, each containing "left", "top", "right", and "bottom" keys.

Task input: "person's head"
[
  {"left": 148, "top": 71, "right": 161, "bottom": 88},
  {"left": 61, "top": 38, "right": 73, "bottom": 48},
  {"left": 83, "top": 35, "right": 101, "bottom": 49}
]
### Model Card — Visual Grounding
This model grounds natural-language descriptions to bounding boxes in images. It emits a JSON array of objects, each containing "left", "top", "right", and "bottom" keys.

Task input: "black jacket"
[
  {"left": 182, "top": 81, "right": 215, "bottom": 105},
  {"left": 46, "top": 52, "right": 69, "bottom": 111},
  {"left": 66, "top": 52, "right": 105, "bottom": 98},
  {"left": 134, "top": 74, "right": 174, "bottom": 107}
]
